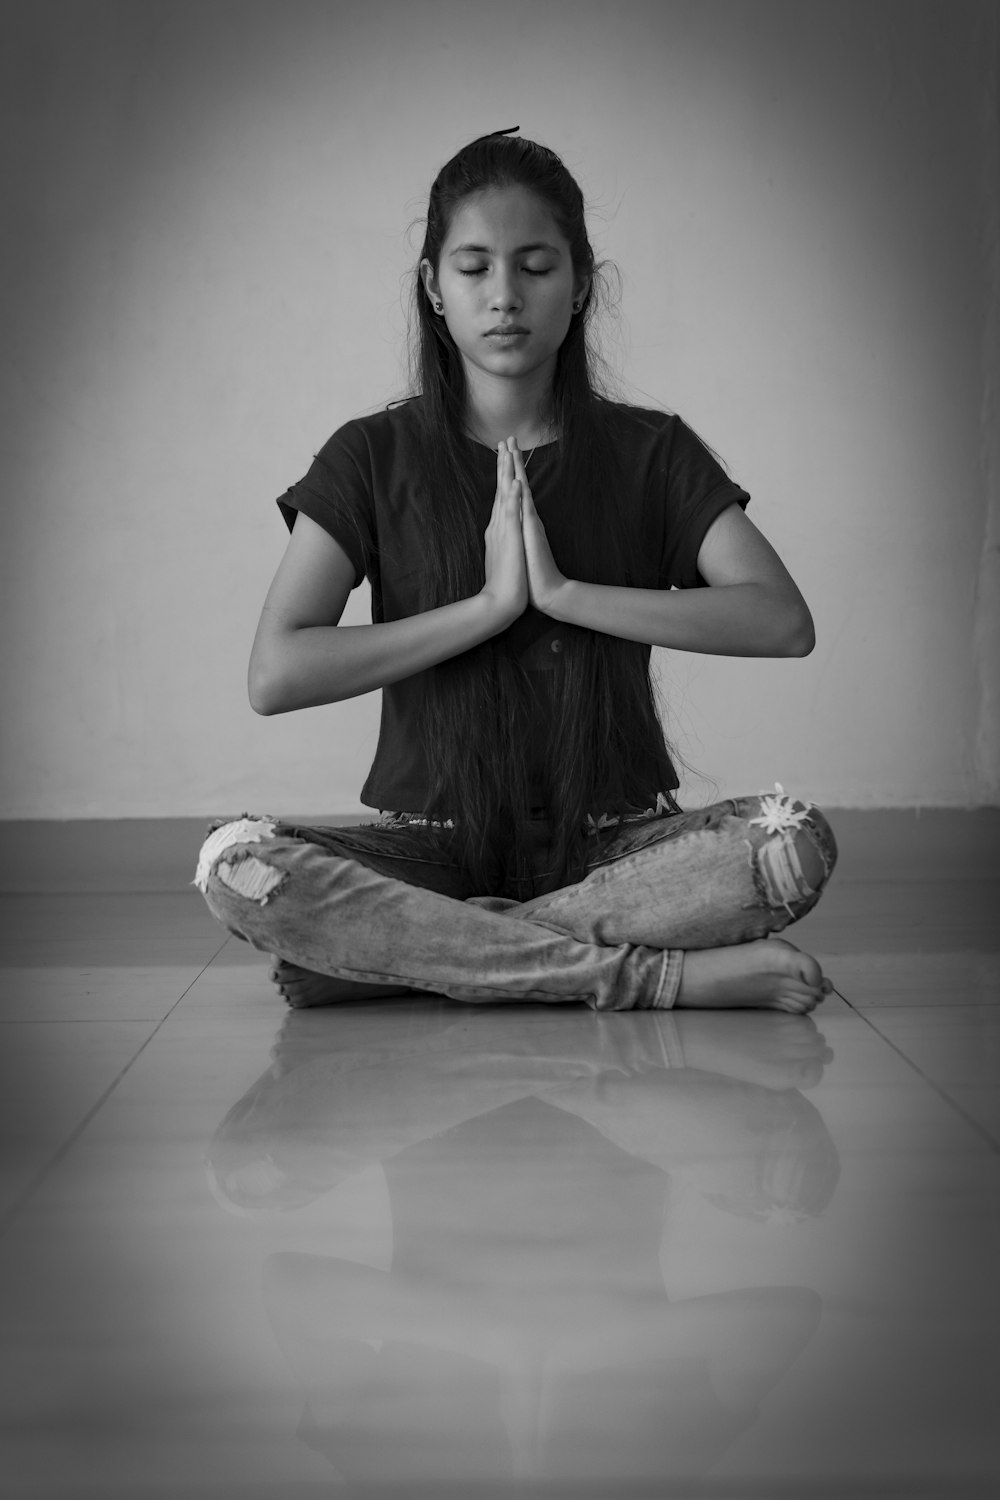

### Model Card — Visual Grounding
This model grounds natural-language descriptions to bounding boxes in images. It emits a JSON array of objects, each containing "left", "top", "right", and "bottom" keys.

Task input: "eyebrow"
[{"left": 448, "top": 242, "right": 562, "bottom": 256}]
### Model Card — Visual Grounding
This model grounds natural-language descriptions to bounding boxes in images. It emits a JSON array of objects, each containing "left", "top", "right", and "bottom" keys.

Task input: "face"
[{"left": 422, "top": 185, "right": 588, "bottom": 393}]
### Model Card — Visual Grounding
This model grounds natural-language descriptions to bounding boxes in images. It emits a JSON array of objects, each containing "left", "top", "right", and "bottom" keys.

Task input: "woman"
[{"left": 195, "top": 128, "right": 837, "bottom": 1014}]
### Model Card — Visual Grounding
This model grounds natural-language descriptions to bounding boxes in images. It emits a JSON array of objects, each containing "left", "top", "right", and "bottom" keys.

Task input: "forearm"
[
  {"left": 544, "top": 578, "right": 815, "bottom": 657},
  {"left": 250, "top": 593, "right": 504, "bottom": 714}
]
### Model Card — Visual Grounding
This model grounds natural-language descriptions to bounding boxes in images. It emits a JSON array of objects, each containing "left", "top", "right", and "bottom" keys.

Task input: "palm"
[{"left": 506, "top": 439, "right": 566, "bottom": 613}]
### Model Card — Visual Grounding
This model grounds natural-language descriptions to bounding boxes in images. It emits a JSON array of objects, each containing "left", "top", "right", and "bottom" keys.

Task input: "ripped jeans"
[{"left": 194, "top": 790, "right": 837, "bottom": 1012}]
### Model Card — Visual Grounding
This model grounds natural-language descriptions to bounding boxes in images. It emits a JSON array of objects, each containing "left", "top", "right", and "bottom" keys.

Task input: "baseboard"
[
  {"left": 1, "top": 808, "right": 998, "bottom": 894},
  {"left": 0, "top": 815, "right": 369, "bottom": 894}
]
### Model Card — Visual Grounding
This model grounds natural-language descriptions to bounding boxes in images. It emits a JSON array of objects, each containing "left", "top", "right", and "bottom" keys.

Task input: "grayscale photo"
[{"left": 1, "top": 2, "right": 997, "bottom": 1496}]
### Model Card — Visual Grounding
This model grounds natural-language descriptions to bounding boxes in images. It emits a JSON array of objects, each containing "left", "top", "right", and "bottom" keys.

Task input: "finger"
[
  {"left": 507, "top": 436, "right": 531, "bottom": 489},
  {"left": 507, "top": 446, "right": 537, "bottom": 512}
]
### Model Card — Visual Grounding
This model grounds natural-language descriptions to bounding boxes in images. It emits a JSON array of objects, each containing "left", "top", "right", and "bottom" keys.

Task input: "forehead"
[{"left": 442, "top": 185, "right": 568, "bottom": 254}]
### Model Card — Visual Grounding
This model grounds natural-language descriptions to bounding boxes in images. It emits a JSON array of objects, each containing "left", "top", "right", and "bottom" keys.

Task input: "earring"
[
  {"left": 434, "top": 300, "right": 444, "bottom": 314},
  {"left": 572, "top": 300, "right": 582, "bottom": 312}
]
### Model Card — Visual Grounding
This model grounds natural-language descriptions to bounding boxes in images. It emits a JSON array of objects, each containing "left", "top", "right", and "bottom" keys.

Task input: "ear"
[
  {"left": 420, "top": 258, "right": 441, "bottom": 305},
  {"left": 573, "top": 274, "right": 592, "bottom": 309}
]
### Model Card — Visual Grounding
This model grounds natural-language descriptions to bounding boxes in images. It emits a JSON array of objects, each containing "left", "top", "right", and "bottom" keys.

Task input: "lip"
[{"left": 484, "top": 325, "right": 529, "bottom": 337}]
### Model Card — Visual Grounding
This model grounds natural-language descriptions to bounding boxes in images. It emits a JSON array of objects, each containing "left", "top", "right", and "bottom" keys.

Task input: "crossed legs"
[{"left": 197, "top": 793, "right": 837, "bottom": 1014}]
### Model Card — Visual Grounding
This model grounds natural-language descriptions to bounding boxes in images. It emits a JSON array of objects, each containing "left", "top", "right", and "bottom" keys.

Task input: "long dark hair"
[{"left": 409, "top": 130, "right": 675, "bottom": 894}]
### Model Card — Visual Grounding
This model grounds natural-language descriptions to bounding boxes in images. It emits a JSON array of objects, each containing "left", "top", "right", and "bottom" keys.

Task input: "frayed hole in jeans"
[
  {"left": 216, "top": 855, "right": 286, "bottom": 905},
  {"left": 754, "top": 830, "right": 823, "bottom": 913},
  {"left": 194, "top": 816, "right": 277, "bottom": 892}
]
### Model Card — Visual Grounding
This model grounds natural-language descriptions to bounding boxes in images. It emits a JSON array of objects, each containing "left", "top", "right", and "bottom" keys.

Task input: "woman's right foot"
[
  {"left": 269, "top": 959, "right": 415, "bottom": 1008},
  {"left": 675, "top": 939, "right": 833, "bottom": 1014}
]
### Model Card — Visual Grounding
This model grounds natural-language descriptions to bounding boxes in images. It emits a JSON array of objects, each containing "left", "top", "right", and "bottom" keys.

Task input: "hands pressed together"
[{"left": 480, "top": 436, "right": 568, "bottom": 627}]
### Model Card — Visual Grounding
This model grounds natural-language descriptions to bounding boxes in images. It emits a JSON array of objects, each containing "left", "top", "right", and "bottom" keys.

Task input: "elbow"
[
  {"left": 783, "top": 606, "right": 816, "bottom": 657},
  {"left": 248, "top": 656, "right": 285, "bottom": 716},
  {"left": 248, "top": 679, "right": 279, "bottom": 716}
]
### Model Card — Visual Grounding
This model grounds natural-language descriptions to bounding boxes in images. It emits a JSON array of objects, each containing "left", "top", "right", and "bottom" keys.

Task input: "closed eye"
[{"left": 456, "top": 267, "right": 555, "bottom": 278}]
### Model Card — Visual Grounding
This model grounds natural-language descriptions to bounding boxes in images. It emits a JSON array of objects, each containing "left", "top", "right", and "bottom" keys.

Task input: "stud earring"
[
  {"left": 572, "top": 300, "right": 582, "bottom": 312},
  {"left": 434, "top": 300, "right": 444, "bottom": 314}
]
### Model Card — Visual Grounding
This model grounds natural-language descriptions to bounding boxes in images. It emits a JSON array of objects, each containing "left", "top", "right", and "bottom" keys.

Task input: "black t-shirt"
[{"left": 277, "top": 398, "right": 749, "bottom": 813}]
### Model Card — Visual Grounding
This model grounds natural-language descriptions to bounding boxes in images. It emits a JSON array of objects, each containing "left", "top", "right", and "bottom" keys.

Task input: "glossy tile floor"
[{"left": 1, "top": 868, "right": 998, "bottom": 1498}]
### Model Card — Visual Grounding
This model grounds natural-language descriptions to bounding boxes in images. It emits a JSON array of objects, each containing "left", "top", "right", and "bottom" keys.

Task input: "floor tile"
[
  {"left": 861, "top": 1005, "right": 1000, "bottom": 1145},
  {"left": 0, "top": 965, "right": 211, "bottom": 1022},
  {"left": 864, "top": 1004, "right": 1000, "bottom": 1084},
  {"left": 0, "top": 936, "right": 226, "bottom": 970},
  {"left": 0, "top": 1020, "right": 158, "bottom": 1219},
  {"left": 947, "top": 1085, "right": 1000, "bottom": 1143}
]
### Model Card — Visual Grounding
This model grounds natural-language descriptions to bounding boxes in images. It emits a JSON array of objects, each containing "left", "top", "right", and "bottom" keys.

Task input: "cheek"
[
  {"left": 544, "top": 300, "right": 575, "bottom": 342},
  {"left": 542, "top": 281, "right": 575, "bottom": 321},
  {"left": 446, "top": 284, "right": 481, "bottom": 319}
]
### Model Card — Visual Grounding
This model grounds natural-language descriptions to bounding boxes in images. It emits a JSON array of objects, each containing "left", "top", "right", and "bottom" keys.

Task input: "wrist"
[
  {"left": 537, "top": 574, "right": 574, "bottom": 620},
  {"left": 474, "top": 585, "right": 522, "bottom": 635}
]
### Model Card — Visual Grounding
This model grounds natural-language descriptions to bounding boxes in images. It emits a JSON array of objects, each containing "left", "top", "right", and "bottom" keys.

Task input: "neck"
[{"left": 461, "top": 360, "right": 557, "bottom": 449}]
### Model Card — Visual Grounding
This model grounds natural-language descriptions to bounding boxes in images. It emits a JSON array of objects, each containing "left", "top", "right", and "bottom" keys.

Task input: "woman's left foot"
[{"left": 674, "top": 938, "right": 833, "bottom": 1014}]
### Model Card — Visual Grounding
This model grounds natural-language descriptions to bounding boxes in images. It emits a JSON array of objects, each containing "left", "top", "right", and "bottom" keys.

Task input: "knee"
[
  {"left": 749, "top": 795, "right": 837, "bottom": 915},
  {"left": 797, "top": 805, "right": 837, "bottom": 895},
  {"left": 194, "top": 816, "right": 285, "bottom": 908}
]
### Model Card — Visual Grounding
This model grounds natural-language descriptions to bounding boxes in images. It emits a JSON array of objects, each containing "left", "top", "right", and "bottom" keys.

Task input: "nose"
[{"left": 488, "top": 267, "right": 523, "bottom": 312}]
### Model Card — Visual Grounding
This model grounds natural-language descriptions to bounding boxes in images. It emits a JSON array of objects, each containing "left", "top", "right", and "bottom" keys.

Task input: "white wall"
[{"left": 1, "top": 0, "right": 996, "bottom": 817}]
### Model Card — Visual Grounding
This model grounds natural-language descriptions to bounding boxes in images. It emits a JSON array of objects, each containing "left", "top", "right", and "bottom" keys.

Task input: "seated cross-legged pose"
[{"left": 195, "top": 129, "right": 837, "bottom": 1014}]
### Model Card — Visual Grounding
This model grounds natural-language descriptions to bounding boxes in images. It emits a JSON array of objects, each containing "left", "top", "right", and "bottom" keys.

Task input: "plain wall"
[{"left": 1, "top": 0, "right": 997, "bottom": 818}]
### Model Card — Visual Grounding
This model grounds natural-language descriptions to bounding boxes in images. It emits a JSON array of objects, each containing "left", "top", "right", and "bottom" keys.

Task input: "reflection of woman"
[
  {"left": 195, "top": 129, "right": 837, "bottom": 1015},
  {"left": 205, "top": 1010, "right": 838, "bottom": 1485}
]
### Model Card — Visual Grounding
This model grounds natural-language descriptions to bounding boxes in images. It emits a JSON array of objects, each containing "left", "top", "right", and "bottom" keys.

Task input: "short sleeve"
[
  {"left": 658, "top": 419, "right": 750, "bottom": 589},
  {"left": 276, "top": 423, "right": 376, "bottom": 589}
]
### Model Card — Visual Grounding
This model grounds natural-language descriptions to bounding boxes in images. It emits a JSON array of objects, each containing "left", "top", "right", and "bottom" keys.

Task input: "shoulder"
[
  {"left": 596, "top": 400, "right": 688, "bottom": 454},
  {"left": 278, "top": 402, "right": 424, "bottom": 545},
  {"left": 600, "top": 400, "right": 735, "bottom": 476},
  {"left": 314, "top": 397, "right": 425, "bottom": 472},
  {"left": 601, "top": 399, "right": 678, "bottom": 432},
  {"left": 595, "top": 401, "right": 708, "bottom": 481}
]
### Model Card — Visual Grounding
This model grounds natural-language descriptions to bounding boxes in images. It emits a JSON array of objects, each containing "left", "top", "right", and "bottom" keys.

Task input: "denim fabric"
[{"left": 195, "top": 794, "right": 837, "bottom": 1012}]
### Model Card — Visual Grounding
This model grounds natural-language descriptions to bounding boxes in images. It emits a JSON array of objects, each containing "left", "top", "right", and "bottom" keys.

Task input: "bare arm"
[
  {"left": 249, "top": 446, "right": 528, "bottom": 715},
  {"left": 511, "top": 438, "right": 815, "bottom": 657}
]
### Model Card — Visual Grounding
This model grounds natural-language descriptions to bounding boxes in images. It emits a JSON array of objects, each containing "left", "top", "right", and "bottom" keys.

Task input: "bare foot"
[
  {"left": 675, "top": 939, "right": 833, "bottom": 1015},
  {"left": 269, "top": 959, "right": 414, "bottom": 1008}
]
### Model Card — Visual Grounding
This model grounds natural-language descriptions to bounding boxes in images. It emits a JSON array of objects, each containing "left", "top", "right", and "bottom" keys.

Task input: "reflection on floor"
[{"left": 0, "top": 873, "right": 997, "bottom": 1498}]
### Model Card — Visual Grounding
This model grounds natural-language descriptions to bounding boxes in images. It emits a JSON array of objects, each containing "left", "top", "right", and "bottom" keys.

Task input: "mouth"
[{"left": 484, "top": 325, "right": 529, "bottom": 337}]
